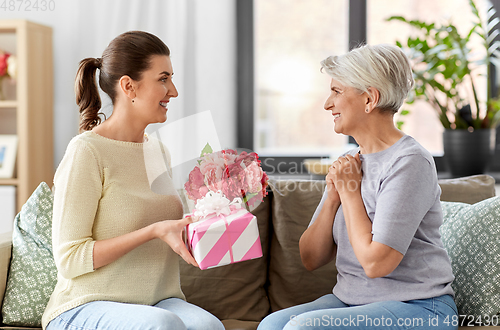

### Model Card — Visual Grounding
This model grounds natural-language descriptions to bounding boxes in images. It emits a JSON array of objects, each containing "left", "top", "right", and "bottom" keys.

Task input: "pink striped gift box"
[{"left": 186, "top": 208, "right": 263, "bottom": 270}]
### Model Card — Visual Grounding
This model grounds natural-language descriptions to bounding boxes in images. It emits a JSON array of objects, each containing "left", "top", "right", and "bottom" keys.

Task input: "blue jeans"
[
  {"left": 46, "top": 298, "right": 224, "bottom": 330},
  {"left": 257, "top": 294, "right": 458, "bottom": 330}
]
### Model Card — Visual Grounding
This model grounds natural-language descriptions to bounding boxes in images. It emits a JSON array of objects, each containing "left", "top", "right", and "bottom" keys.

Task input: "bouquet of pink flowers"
[
  {"left": 0, "top": 50, "right": 17, "bottom": 79},
  {"left": 0, "top": 50, "right": 17, "bottom": 100},
  {"left": 184, "top": 144, "right": 269, "bottom": 208}
]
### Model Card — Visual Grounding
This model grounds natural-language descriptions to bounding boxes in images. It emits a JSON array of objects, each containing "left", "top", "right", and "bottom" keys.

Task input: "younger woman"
[{"left": 42, "top": 31, "right": 224, "bottom": 330}]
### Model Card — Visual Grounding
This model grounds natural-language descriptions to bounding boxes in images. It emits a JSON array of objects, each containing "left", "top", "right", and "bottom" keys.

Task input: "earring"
[
  {"left": 365, "top": 109, "right": 369, "bottom": 113},
  {"left": 132, "top": 99, "right": 135, "bottom": 103}
]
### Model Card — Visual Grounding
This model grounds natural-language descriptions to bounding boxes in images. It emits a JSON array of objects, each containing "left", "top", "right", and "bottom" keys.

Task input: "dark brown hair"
[{"left": 75, "top": 31, "right": 170, "bottom": 132}]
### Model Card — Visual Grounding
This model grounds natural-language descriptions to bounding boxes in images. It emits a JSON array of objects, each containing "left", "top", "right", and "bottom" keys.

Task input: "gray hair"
[{"left": 320, "top": 44, "right": 414, "bottom": 114}]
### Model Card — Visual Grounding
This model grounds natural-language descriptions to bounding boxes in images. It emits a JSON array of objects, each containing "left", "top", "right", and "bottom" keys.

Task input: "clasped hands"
[{"left": 326, "top": 153, "right": 362, "bottom": 203}]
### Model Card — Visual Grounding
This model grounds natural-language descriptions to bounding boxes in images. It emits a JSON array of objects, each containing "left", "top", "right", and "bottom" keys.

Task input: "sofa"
[{"left": 0, "top": 175, "right": 499, "bottom": 329}]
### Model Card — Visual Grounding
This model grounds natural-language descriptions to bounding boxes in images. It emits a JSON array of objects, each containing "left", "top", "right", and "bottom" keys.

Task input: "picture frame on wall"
[{"left": 0, "top": 135, "right": 18, "bottom": 179}]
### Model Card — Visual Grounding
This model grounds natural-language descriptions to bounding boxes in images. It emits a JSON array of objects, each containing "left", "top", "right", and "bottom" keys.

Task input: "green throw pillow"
[
  {"left": 440, "top": 197, "right": 500, "bottom": 320},
  {"left": 1, "top": 182, "right": 57, "bottom": 327}
]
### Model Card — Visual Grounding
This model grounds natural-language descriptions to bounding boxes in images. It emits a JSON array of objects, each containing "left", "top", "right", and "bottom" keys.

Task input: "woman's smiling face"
[
  {"left": 324, "top": 78, "right": 367, "bottom": 135},
  {"left": 133, "top": 55, "right": 178, "bottom": 125}
]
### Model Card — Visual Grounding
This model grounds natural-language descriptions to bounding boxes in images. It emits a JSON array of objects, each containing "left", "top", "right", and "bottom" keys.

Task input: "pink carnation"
[
  {"left": 244, "top": 162, "right": 263, "bottom": 194},
  {"left": 235, "top": 151, "right": 258, "bottom": 168},
  {"left": 199, "top": 153, "right": 225, "bottom": 175},
  {"left": 184, "top": 166, "right": 206, "bottom": 200},
  {"left": 206, "top": 167, "right": 225, "bottom": 192},
  {"left": 222, "top": 177, "right": 243, "bottom": 201}
]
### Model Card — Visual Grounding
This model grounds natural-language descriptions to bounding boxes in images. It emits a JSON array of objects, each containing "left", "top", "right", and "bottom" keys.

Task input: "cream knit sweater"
[{"left": 42, "top": 131, "right": 185, "bottom": 329}]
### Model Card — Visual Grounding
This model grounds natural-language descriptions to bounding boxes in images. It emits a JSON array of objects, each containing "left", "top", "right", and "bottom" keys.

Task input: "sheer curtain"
[
  {"left": 72, "top": 0, "right": 197, "bottom": 121},
  {"left": 0, "top": 0, "right": 236, "bottom": 173},
  {"left": 69, "top": 0, "right": 237, "bottom": 173}
]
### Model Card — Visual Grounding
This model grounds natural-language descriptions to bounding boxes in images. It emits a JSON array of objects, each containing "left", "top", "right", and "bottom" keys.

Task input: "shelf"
[
  {"left": 0, "top": 100, "right": 17, "bottom": 108},
  {"left": 0, "top": 20, "right": 53, "bottom": 212},
  {"left": 0, "top": 178, "right": 18, "bottom": 186}
]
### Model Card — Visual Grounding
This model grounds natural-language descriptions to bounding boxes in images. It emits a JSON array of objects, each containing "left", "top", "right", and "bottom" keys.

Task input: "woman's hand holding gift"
[{"left": 154, "top": 217, "right": 199, "bottom": 268}]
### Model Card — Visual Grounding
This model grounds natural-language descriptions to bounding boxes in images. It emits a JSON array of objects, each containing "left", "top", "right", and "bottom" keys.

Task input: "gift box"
[{"left": 186, "top": 207, "right": 262, "bottom": 270}]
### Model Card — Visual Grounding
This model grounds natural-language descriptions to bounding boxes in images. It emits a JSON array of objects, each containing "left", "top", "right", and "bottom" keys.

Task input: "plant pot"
[{"left": 443, "top": 129, "right": 496, "bottom": 177}]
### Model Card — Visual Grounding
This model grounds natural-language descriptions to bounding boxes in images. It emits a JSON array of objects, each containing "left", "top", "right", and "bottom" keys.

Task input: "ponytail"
[{"left": 75, "top": 57, "right": 104, "bottom": 132}]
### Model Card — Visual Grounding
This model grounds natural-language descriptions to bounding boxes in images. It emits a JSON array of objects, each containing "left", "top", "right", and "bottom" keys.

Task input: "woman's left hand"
[{"left": 330, "top": 153, "right": 362, "bottom": 198}]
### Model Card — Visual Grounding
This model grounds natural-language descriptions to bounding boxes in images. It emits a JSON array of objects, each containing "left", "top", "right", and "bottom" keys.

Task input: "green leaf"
[
  {"left": 200, "top": 143, "right": 213, "bottom": 157},
  {"left": 242, "top": 192, "right": 258, "bottom": 204},
  {"left": 386, "top": 0, "right": 500, "bottom": 130}
]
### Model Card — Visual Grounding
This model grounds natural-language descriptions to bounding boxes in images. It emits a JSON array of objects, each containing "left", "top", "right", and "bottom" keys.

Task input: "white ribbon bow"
[{"left": 193, "top": 190, "right": 242, "bottom": 219}]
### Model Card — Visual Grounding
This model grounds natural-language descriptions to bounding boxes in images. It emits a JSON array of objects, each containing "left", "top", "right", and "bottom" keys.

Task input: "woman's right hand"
[
  {"left": 154, "top": 217, "right": 199, "bottom": 268},
  {"left": 326, "top": 164, "right": 341, "bottom": 204}
]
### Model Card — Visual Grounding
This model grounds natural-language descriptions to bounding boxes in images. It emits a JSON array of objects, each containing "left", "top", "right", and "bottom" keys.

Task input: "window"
[
  {"left": 254, "top": 0, "right": 349, "bottom": 157},
  {"left": 241, "top": 0, "right": 500, "bottom": 169},
  {"left": 368, "top": 0, "right": 490, "bottom": 155}
]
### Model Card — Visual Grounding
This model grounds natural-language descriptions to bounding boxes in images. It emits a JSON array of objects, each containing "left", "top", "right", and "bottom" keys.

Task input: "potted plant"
[{"left": 388, "top": 0, "right": 500, "bottom": 177}]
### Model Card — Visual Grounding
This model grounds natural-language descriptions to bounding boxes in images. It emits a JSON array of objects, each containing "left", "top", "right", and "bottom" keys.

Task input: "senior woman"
[{"left": 257, "top": 44, "right": 457, "bottom": 330}]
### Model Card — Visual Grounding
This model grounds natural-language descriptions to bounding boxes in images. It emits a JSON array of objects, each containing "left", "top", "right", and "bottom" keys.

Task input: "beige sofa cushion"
[
  {"left": 179, "top": 196, "right": 271, "bottom": 322},
  {"left": 268, "top": 180, "right": 337, "bottom": 312},
  {"left": 438, "top": 174, "right": 496, "bottom": 204}
]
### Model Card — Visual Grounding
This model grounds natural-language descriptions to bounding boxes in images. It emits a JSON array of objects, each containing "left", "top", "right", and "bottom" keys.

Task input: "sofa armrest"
[{"left": 0, "top": 232, "right": 12, "bottom": 308}]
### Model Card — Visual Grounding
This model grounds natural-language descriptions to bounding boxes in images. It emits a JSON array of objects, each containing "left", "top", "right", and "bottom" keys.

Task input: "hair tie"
[{"left": 96, "top": 58, "right": 102, "bottom": 69}]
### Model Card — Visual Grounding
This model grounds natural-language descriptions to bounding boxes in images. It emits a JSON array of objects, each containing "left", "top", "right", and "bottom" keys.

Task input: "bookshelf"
[{"left": 0, "top": 20, "right": 53, "bottom": 212}]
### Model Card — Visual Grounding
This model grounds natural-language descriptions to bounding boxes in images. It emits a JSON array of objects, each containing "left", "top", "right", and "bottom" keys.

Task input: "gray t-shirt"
[{"left": 310, "top": 135, "right": 454, "bottom": 305}]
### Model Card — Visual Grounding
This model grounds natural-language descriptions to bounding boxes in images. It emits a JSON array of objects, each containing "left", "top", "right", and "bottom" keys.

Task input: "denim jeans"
[
  {"left": 257, "top": 294, "right": 458, "bottom": 330},
  {"left": 46, "top": 298, "right": 224, "bottom": 330}
]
